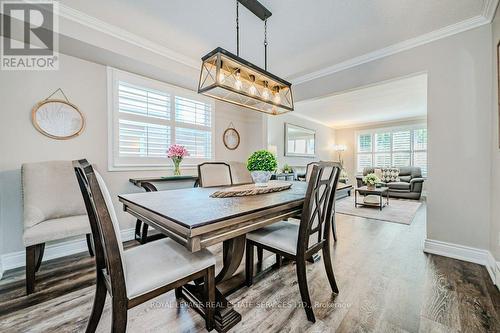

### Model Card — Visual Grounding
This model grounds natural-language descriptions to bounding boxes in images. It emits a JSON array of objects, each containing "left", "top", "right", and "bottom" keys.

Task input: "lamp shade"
[
  {"left": 333, "top": 144, "right": 347, "bottom": 152},
  {"left": 198, "top": 47, "right": 294, "bottom": 115}
]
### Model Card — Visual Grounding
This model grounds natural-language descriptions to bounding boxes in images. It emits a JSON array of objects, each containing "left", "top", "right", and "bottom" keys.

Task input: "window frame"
[
  {"left": 355, "top": 124, "right": 427, "bottom": 177},
  {"left": 107, "top": 67, "right": 215, "bottom": 171}
]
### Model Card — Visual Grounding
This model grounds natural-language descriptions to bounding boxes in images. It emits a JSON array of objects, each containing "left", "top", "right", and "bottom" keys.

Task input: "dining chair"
[
  {"left": 73, "top": 159, "right": 215, "bottom": 332},
  {"left": 228, "top": 161, "right": 253, "bottom": 185},
  {"left": 245, "top": 162, "right": 342, "bottom": 323},
  {"left": 304, "top": 161, "right": 339, "bottom": 242},
  {"left": 197, "top": 162, "right": 232, "bottom": 187},
  {"left": 305, "top": 161, "right": 320, "bottom": 182},
  {"left": 22, "top": 160, "right": 94, "bottom": 295}
]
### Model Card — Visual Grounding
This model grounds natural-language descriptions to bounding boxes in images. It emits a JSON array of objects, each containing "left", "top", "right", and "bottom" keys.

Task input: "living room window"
[
  {"left": 108, "top": 67, "right": 215, "bottom": 170},
  {"left": 356, "top": 126, "right": 427, "bottom": 176}
]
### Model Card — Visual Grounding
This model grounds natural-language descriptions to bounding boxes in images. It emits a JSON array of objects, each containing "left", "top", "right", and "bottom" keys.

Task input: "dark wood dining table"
[{"left": 119, "top": 181, "right": 308, "bottom": 332}]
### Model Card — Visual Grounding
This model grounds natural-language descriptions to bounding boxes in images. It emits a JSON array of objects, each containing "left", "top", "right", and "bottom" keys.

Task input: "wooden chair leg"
[
  {"left": 140, "top": 222, "right": 149, "bottom": 244},
  {"left": 86, "top": 234, "right": 95, "bottom": 257},
  {"left": 296, "top": 258, "right": 316, "bottom": 323},
  {"left": 85, "top": 275, "right": 107, "bottom": 333},
  {"left": 26, "top": 245, "right": 36, "bottom": 295},
  {"left": 245, "top": 242, "right": 254, "bottom": 287},
  {"left": 111, "top": 298, "right": 127, "bottom": 333},
  {"left": 257, "top": 247, "right": 263, "bottom": 263},
  {"left": 204, "top": 266, "right": 215, "bottom": 331},
  {"left": 134, "top": 219, "right": 142, "bottom": 241},
  {"left": 322, "top": 228, "right": 339, "bottom": 294},
  {"left": 332, "top": 214, "right": 337, "bottom": 242},
  {"left": 175, "top": 287, "right": 183, "bottom": 299},
  {"left": 275, "top": 254, "right": 282, "bottom": 268},
  {"left": 34, "top": 243, "right": 45, "bottom": 272}
]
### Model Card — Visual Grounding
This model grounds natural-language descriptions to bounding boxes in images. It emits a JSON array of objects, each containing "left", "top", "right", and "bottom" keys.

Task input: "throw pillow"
[
  {"left": 381, "top": 168, "right": 400, "bottom": 183},
  {"left": 374, "top": 168, "right": 383, "bottom": 180}
]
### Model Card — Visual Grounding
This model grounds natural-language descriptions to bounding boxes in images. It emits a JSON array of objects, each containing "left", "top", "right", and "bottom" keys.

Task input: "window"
[
  {"left": 356, "top": 126, "right": 427, "bottom": 176},
  {"left": 108, "top": 68, "right": 214, "bottom": 170}
]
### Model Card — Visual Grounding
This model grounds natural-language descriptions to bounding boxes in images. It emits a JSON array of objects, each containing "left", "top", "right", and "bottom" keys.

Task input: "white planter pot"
[{"left": 251, "top": 171, "right": 272, "bottom": 187}]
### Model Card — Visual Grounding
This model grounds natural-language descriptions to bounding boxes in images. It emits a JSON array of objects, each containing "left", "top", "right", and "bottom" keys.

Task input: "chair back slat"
[
  {"left": 298, "top": 162, "right": 341, "bottom": 257},
  {"left": 198, "top": 162, "right": 232, "bottom": 187},
  {"left": 73, "top": 159, "right": 127, "bottom": 300}
]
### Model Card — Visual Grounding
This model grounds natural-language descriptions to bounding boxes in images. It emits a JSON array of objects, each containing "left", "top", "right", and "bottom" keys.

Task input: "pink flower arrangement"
[
  {"left": 167, "top": 144, "right": 189, "bottom": 176},
  {"left": 167, "top": 144, "right": 189, "bottom": 159}
]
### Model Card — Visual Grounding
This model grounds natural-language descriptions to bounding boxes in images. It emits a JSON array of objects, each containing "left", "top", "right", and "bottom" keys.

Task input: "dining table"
[{"left": 119, "top": 181, "right": 308, "bottom": 332}]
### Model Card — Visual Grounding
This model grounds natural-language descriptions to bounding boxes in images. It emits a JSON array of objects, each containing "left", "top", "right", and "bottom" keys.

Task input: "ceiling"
[
  {"left": 64, "top": 0, "right": 488, "bottom": 81},
  {"left": 294, "top": 73, "right": 428, "bottom": 128}
]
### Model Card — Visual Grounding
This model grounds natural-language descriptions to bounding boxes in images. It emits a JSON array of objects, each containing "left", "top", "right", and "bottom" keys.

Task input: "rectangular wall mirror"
[{"left": 285, "top": 123, "right": 316, "bottom": 157}]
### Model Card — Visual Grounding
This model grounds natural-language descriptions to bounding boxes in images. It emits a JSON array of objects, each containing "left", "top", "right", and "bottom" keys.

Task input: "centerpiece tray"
[{"left": 210, "top": 181, "right": 292, "bottom": 198}]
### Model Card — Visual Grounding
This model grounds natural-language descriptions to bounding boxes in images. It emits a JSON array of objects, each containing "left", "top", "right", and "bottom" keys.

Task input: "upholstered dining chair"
[
  {"left": 73, "top": 159, "right": 216, "bottom": 332},
  {"left": 304, "top": 160, "right": 339, "bottom": 242},
  {"left": 228, "top": 161, "right": 253, "bottom": 185},
  {"left": 305, "top": 161, "right": 320, "bottom": 182},
  {"left": 245, "top": 162, "right": 342, "bottom": 323},
  {"left": 197, "top": 162, "right": 232, "bottom": 187},
  {"left": 22, "top": 160, "right": 94, "bottom": 294}
]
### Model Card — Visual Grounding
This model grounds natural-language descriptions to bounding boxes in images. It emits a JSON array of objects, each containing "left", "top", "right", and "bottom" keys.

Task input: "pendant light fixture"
[{"left": 198, "top": 0, "right": 294, "bottom": 115}]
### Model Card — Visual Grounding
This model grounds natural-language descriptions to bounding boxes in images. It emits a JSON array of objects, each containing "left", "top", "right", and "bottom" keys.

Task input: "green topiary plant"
[{"left": 247, "top": 150, "right": 278, "bottom": 172}]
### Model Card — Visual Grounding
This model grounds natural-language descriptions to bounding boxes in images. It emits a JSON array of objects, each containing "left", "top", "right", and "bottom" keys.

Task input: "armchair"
[{"left": 22, "top": 160, "right": 93, "bottom": 294}]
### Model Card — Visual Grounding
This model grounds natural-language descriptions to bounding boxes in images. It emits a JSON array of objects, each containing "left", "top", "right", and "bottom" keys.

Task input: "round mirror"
[
  {"left": 32, "top": 99, "right": 85, "bottom": 140},
  {"left": 223, "top": 128, "right": 240, "bottom": 150}
]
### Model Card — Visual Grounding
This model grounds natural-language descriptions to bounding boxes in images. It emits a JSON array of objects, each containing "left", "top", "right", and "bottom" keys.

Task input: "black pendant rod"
[
  {"left": 236, "top": 1, "right": 240, "bottom": 56},
  {"left": 264, "top": 19, "right": 267, "bottom": 70}
]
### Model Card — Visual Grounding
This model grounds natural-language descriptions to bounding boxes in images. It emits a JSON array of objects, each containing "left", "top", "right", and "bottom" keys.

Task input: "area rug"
[{"left": 335, "top": 195, "right": 422, "bottom": 225}]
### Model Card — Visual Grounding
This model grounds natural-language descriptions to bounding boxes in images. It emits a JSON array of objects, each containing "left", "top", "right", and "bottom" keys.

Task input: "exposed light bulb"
[
  {"left": 273, "top": 87, "right": 281, "bottom": 104},
  {"left": 218, "top": 72, "right": 225, "bottom": 83},
  {"left": 234, "top": 70, "right": 242, "bottom": 90},
  {"left": 273, "top": 93, "right": 281, "bottom": 104},
  {"left": 262, "top": 81, "right": 270, "bottom": 100},
  {"left": 248, "top": 74, "right": 256, "bottom": 96},
  {"left": 249, "top": 85, "right": 257, "bottom": 96}
]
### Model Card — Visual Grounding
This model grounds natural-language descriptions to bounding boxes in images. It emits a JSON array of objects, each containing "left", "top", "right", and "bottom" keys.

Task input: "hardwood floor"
[{"left": 0, "top": 205, "right": 499, "bottom": 332}]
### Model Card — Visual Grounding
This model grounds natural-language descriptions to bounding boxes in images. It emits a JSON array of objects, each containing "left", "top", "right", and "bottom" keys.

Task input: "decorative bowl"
[{"left": 251, "top": 171, "right": 272, "bottom": 187}]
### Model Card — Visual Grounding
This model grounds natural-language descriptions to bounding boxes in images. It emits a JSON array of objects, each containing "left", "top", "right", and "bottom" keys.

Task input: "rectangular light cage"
[{"left": 198, "top": 47, "right": 294, "bottom": 115}]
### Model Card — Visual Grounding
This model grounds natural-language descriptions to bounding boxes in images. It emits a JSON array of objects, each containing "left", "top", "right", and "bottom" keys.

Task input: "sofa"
[{"left": 356, "top": 166, "right": 424, "bottom": 200}]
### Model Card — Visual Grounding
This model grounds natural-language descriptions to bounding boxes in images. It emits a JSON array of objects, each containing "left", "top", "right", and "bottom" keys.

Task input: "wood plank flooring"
[{"left": 0, "top": 205, "right": 499, "bottom": 332}]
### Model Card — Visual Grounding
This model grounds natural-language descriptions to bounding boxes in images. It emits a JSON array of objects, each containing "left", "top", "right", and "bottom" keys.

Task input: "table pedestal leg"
[{"left": 179, "top": 235, "right": 246, "bottom": 332}]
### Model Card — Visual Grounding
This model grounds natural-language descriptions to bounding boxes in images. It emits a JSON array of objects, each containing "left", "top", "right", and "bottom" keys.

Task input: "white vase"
[{"left": 251, "top": 171, "right": 272, "bottom": 187}]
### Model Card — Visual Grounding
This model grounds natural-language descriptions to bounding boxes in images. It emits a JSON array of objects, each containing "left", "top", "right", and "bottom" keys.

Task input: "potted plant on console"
[
  {"left": 247, "top": 150, "right": 278, "bottom": 187},
  {"left": 362, "top": 173, "right": 380, "bottom": 190}
]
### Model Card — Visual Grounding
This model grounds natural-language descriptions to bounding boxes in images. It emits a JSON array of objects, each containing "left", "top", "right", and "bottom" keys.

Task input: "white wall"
[
  {"left": 490, "top": 14, "right": 500, "bottom": 261},
  {"left": 335, "top": 118, "right": 427, "bottom": 185},
  {"left": 0, "top": 53, "right": 264, "bottom": 257},
  {"left": 266, "top": 113, "right": 335, "bottom": 171},
  {"left": 295, "top": 25, "right": 493, "bottom": 251}
]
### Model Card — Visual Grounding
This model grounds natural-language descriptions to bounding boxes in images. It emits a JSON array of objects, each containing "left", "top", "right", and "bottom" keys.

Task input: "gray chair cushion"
[
  {"left": 387, "top": 182, "right": 411, "bottom": 191},
  {"left": 23, "top": 215, "right": 91, "bottom": 247},
  {"left": 247, "top": 220, "right": 317, "bottom": 256},
  {"left": 124, "top": 238, "right": 215, "bottom": 299},
  {"left": 22, "top": 161, "right": 86, "bottom": 229},
  {"left": 399, "top": 175, "right": 411, "bottom": 183},
  {"left": 229, "top": 161, "right": 253, "bottom": 185}
]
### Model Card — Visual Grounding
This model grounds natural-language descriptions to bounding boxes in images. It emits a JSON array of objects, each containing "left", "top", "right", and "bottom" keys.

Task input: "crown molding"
[
  {"left": 292, "top": 0, "right": 499, "bottom": 85},
  {"left": 57, "top": 3, "right": 200, "bottom": 70},
  {"left": 483, "top": 0, "right": 499, "bottom": 22},
  {"left": 53, "top": 2, "right": 499, "bottom": 85}
]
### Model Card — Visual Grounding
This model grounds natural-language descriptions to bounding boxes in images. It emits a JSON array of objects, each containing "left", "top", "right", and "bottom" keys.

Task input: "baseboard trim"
[
  {"left": 424, "top": 238, "right": 497, "bottom": 286},
  {"left": 0, "top": 228, "right": 135, "bottom": 278}
]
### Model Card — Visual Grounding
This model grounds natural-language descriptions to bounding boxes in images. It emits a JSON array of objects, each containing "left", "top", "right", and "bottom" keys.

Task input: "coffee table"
[{"left": 355, "top": 186, "right": 390, "bottom": 211}]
